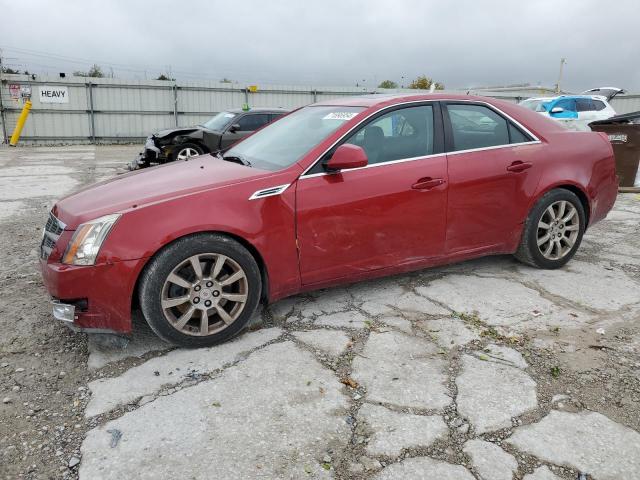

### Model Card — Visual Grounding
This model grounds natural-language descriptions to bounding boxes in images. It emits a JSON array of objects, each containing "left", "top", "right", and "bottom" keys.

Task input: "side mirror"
[
  {"left": 550, "top": 107, "right": 564, "bottom": 114},
  {"left": 325, "top": 144, "right": 368, "bottom": 172},
  {"left": 229, "top": 123, "right": 241, "bottom": 133}
]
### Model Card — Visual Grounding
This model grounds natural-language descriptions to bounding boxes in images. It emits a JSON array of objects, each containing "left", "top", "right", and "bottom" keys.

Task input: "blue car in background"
[{"left": 519, "top": 87, "right": 623, "bottom": 130}]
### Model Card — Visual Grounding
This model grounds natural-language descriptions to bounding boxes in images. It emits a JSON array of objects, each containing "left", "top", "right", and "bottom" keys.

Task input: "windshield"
[
  {"left": 201, "top": 112, "right": 238, "bottom": 131},
  {"left": 519, "top": 99, "right": 549, "bottom": 112},
  {"left": 224, "top": 106, "right": 365, "bottom": 171}
]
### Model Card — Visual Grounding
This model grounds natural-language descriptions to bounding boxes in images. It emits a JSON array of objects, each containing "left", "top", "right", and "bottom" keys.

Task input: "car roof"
[
  {"left": 226, "top": 107, "right": 289, "bottom": 113},
  {"left": 313, "top": 93, "right": 568, "bottom": 136}
]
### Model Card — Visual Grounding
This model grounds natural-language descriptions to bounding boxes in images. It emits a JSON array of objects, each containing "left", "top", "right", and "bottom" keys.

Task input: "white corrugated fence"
[{"left": 0, "top": 73, "right": 638, "bottom": 145}]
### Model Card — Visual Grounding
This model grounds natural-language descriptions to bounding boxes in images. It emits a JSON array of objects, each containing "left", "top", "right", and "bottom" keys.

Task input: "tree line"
[
  {"left": 378, "top": 76, "right": 445, "bottom": 90},
  {"left": 4, "top": 64, "right": 445, "bottom": 90}
]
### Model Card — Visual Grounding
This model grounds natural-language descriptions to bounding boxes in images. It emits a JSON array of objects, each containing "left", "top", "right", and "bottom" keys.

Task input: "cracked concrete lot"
[{"left": 1, "top": 145, "right": 640, "bottom": 480}]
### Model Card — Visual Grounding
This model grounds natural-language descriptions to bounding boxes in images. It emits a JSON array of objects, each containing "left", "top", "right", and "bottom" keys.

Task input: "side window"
[
  {"left": 446, "top": 104, "right": 509, "bottom": 151},
  {"left": 593, "top": 100, "right": 607, "bottom": 111},
  {"left": 237, "top": 114, "right": 271, "bottom": 131},
  {"left": 576, "top": 98, "right": 594, "bottom": 112},
  {"left": 342, "top": 105, "right": 434, "bottom": 164},
  {"left": 554, "top": 99, "right": 576, "bottom": 112},
  {"left": 508, "top": 123, "right": 531, "bottom": 144},
  {"left": 270, "top": 113, "right": 285, "bottom": 122}
]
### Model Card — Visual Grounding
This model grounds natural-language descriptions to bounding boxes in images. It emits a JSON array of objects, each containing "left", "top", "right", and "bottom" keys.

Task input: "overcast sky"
[{"left": 1, "top": 0, "right": 638, "bottom": 91}]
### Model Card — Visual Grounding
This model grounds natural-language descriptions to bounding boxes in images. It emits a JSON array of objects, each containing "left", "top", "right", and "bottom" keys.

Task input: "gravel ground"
[
  {"left": 0, "top": 146, "right": 132, "bottom": 479},
  {"left": 1, "top": 145, "right": 639, "bottom": 480}
]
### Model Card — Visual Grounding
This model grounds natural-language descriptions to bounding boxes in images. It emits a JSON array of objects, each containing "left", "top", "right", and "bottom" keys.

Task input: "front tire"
[
  {"left": 139, "top": 234, "right": 261, "bottom": 347},
  {"left": 514, "top": 189, "right": 586, "bottom": 269},
  {"left": 170, "top": 143, "right": 204, "bottom": 162}
]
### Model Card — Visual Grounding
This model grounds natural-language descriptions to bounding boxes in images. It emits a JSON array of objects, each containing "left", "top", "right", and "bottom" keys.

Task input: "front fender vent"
[{"left": 248, "top": 184, "right": 290, "bottom": 200}]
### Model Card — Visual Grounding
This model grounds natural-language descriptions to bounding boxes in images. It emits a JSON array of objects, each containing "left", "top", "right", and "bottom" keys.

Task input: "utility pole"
[
  {"left": 0, "top": 49, "right": 8, "bottom": 144},
  {"left": 556, "top": 58, "right": 566, "bottom": 94}
]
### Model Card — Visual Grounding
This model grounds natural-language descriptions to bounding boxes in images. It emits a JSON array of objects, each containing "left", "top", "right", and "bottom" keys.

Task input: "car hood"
[
  {"left": 153, "top": 127, "right": 201, "bottom": 138},
  {"left": 53, "top": 156, "right": 268, "bottom": 228}
]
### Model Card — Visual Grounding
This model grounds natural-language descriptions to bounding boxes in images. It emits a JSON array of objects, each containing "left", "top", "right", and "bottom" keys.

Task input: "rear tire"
[
  {"left": 139, "top": 233, "right": 261, "bottom": 347},
  {"left": 514, "top": 189, "right": 586, "bottom": 269}
]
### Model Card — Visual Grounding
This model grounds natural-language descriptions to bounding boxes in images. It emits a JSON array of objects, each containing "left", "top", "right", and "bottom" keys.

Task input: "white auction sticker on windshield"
[{"left": 323, "top": 112, "right": 359, "bottom": 121}]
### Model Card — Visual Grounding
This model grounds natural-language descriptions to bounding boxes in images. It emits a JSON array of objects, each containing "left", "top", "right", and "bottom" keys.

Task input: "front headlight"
[{"left": 62, "top": 214, "right": 121, "bottom": 265}]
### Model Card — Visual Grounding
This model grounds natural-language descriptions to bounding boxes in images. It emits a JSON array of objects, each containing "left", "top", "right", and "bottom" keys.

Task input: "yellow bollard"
[{"left": 9, "top": 100, "right": 32, "bottom": 146}]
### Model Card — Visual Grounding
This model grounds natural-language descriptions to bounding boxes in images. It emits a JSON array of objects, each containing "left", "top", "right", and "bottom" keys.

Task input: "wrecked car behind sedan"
[{"left": 130, "top": 108, "right": 287, "bottom": 169}]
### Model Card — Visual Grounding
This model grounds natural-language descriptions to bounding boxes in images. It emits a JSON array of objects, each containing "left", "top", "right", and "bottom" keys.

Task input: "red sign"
[{"left": 9, "top": 84, "right": 20, "bottom": 99}]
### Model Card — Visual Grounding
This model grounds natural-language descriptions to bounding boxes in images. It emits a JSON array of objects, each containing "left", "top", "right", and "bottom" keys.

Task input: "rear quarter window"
[
  {"left": 509, "top": 123, "right": 531, "bottom": 144},
  {"left": 593, "top": 100, "right": 607, "bottom": 111}
]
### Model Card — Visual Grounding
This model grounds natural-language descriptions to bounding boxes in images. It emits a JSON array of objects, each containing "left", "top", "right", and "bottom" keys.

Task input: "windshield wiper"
[{"left": 221, "top": 154, "right": 251, "bottom": 167}]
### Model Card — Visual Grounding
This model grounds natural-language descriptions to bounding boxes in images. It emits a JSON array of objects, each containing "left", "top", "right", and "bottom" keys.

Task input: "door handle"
[
  {"left": 412, "top": 177, "right": 445, "bottom": 190},
  {"left": 506, "top": 161, "right": 532, "bottom": 173}
]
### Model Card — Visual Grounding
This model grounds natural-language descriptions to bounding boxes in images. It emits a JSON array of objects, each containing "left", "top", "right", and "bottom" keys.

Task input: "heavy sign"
[{"left": 39, "top": 86, "right": 69, "bottom": 103}]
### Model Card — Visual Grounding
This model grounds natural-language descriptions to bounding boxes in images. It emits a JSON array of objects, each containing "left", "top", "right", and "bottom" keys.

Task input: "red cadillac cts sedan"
[{"left": 40, "top": 94, "right": 618, "bottom": 347}]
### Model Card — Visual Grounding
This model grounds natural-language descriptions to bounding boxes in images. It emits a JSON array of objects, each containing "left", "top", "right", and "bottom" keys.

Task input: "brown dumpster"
[{"left": 590, "top": 112, "right": 640, "bottom": 188}]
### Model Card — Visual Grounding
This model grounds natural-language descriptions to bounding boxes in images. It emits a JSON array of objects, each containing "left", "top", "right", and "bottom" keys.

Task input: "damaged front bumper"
[
  {"left": 129, "top": 136, "right": 164, "bottom": 170},
  {"left": 40, "top": 257, "right": 143, "bottom": 334}
]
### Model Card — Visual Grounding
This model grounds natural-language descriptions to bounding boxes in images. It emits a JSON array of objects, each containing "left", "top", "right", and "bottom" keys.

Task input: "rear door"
[
  {"left": 576, "top": 98, "right": 597, "bottom": 128},
  {"left": 443, "top": 102, "right": 543, "bottom": 253},
  {"left": 296, "top": 103, "right": 448, "bottom": 285}
]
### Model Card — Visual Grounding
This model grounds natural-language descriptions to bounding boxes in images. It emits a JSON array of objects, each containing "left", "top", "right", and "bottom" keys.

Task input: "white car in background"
[{"left": 519, "top": 87, "right": 623, "bottom": 131}]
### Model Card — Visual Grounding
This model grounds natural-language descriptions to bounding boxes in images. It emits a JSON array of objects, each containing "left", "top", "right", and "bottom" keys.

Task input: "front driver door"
[
  {"left": 220, "top": 113, "right": 271, "bottom": 150},
  {"left": 296, "top": 103, "right": 448, "bottom": 285}
]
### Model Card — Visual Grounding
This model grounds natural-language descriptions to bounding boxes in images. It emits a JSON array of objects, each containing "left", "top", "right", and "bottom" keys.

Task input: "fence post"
[
  {"left": 0, "top": 53, "right": 7, "bottom": 144},
  {"left": 87, "top": 82, "right": 96, "bottom": 144},
  {"left": 0, "top": 84, "right": 7, "bottom": 144},
  {"left": 313, "top": 89, "right": 317, "bottom": 103},
  {"left": 173, "top": 83, "right": 178, "bottom": 127}
]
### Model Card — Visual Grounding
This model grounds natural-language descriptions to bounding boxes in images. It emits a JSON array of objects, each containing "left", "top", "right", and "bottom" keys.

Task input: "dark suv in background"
[{"left": 130, "top": 107, "right": 287, "bottom": 169}]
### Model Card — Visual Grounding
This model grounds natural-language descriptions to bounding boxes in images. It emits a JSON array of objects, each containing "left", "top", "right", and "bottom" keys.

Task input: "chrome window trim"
[
  {"left": 248, "top": 183, "right": 291, "bottom": 200},
  {"left": 298, "top": 98, "right": 541, "bottom": 179},
  {"left": 445, "top": 140, "right": 542, "bottom": 156}
]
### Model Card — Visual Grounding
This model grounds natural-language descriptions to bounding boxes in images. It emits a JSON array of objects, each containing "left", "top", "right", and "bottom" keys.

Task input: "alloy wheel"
[
  {"left": 161, "top": 253, "right": 248, "bottom": 336},
  {"left": 176, "top": 147, "right": 200, "bottom": 161},
  {"left": 536, "top": 200, "right": 580, "bottom": 260}
]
